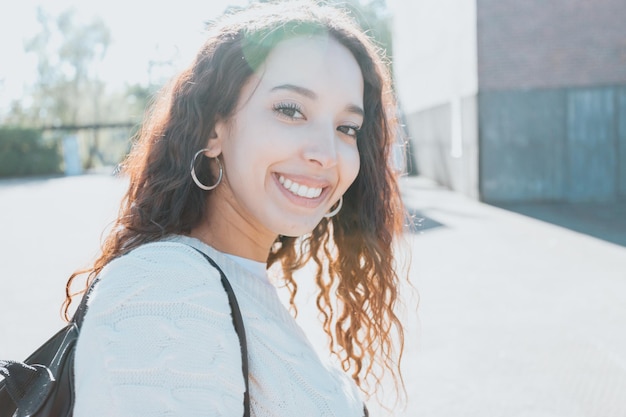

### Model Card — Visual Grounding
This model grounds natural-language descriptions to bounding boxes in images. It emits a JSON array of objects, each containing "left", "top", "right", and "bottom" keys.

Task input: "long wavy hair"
[{"left": 64, "top": 0, "right": 407, "bottom": 402}]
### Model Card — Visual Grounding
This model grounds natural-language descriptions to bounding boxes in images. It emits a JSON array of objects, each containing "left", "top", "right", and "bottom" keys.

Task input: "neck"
[
  {"left": 189, "top": 224, "right": 271, "bottom": 262},
  {"left": 190, "top": 191, "right": 276, "bottom": 263}
]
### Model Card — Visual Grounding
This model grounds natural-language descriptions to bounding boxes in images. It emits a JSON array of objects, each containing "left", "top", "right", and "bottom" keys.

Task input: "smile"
[{"left": 278, "top": 175, "right": 323, "bottom": 199}]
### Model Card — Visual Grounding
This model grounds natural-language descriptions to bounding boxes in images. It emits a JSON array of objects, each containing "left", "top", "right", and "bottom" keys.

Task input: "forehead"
[{"left": 253, "top": 35, "right": 364, "bottom": 105}]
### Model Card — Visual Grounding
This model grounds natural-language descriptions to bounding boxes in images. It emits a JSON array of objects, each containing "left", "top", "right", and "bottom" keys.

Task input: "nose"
[{"left": 301, "top": 124, "right": 338, "bottom": 168}]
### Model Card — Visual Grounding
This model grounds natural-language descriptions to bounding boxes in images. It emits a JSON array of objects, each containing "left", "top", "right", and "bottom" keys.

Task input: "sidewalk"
[
  {"left": 1, "top": 174, "right": 625, "bottom": 416},
  {"left": 495, "top": 200, "right": 626, "bottom": 248},
  {"left": 378, "top": 176, "right": 626, "bottom": 417}
]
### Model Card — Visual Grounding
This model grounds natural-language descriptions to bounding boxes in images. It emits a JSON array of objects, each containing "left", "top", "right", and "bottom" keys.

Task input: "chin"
[
  {"left": 277, "top": 220, "right": 322, "bottom": 238},
  {"left": 279, "top": 229, "right": 312, "bottom": 238}
]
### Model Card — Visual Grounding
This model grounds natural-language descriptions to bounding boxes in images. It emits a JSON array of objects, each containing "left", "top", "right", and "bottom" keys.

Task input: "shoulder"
[
  {"left": 97, "top": 242, "right": 219, "bottom": 288},
  {"left": 84, "top": 241, "right": 224, "bottom": 317},
  {"left": 74, "top": 240, "right": 247, "bottom": 415},
  {"left": 104, "top": 240, "right": 212, "bottom": 280}
]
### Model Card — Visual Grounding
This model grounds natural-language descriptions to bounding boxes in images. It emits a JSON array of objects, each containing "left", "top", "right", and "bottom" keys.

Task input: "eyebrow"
[{"left": 271, "top": 84, "right": 364, "bottom": 117}]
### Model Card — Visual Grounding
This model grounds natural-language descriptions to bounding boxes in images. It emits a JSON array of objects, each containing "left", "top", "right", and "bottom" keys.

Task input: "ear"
[{"left": 203, "top": 120, "right": 227, "bottom": 157}]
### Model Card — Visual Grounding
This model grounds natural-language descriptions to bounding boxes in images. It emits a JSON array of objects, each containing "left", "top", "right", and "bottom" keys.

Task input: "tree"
[
  {"left": 7, "top": 7, "right": 115, "bottom": 168},
  {"left": 20, "top": 7, "right": 111, "bottom": 127}
]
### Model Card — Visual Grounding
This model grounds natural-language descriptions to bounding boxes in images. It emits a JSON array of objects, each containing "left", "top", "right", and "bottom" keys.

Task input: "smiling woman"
[
  {"left": 61, "top": 1, "right": 407, "bottom": 416},
  {"left": 203, "top": 35, "right": 363, "bottom": 241}
]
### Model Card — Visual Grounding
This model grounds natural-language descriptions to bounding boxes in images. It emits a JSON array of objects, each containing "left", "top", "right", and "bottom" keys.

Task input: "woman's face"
[{"left": 208, "top": 35, "right": 363, "bottom": 245}]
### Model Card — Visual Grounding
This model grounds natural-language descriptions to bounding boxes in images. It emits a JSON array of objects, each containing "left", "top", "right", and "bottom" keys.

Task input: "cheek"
[{"left": 341, "top": 143, "right": 361, "bottom": 185}]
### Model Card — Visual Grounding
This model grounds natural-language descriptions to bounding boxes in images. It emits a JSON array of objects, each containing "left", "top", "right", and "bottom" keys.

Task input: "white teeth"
[
  {"left": 305, "top": 188, "right": 317, "bottom": 198},
  {"left": 278, "top": 175, "right": 323, "bottom": 199}
]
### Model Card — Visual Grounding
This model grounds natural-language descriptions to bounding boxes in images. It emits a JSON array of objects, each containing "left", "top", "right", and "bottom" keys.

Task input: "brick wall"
[{"left": 477, "top": 0, "right": 626, "bottom": 91}]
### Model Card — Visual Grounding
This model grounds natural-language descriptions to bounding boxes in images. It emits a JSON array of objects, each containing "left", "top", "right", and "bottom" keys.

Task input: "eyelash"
[
  {"left": 272, "top": 102, "right": 361, "bottom": 139},
  {"left": 273, "top": 102, "right": 304, "bottom": 120},
  {"left": 338, "top": 124, "right": 361, "bottom": 139}
]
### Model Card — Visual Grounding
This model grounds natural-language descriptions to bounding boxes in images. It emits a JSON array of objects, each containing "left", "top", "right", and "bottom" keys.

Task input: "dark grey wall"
[
  {"left": 620, "top": 89, "right": 626, "bottom": 197},
  {"left": 480, "top": 86, "right": 626, "bottom": 203}
]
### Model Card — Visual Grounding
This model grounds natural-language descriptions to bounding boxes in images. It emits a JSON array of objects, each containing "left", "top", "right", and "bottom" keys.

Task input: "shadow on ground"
[
  {"left": 405, "top": 207, "right": 445, "bottom": 234},
  {"left": 495, "top": 201, "right": 626, "bottom": 248}
]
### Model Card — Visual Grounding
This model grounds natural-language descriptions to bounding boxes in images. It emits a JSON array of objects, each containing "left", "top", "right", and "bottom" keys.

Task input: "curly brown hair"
[{"left": 64, "top": 0, "right": 407, "bottom": 402}]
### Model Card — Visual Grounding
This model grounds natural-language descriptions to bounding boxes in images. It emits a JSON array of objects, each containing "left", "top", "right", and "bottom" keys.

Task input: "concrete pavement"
[
  {"left": 1, "top": 174, "right": 625, "bottom": 416},
  {"left": 385, "top": 176, "right": 626, "bottom": 417}
]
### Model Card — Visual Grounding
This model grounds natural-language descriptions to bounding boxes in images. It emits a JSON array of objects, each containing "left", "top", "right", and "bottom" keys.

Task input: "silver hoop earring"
[
  {"left": 190, "top": 149, "right": 223, "bottom": 191},
  {"left": 324, "top": 196, "right": 343, "bottom": 218}
]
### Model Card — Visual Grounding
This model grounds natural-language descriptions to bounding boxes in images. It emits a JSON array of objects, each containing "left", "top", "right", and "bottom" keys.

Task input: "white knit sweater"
[{"left": 74, "top": 235, "right": 364, "bottom": 417}]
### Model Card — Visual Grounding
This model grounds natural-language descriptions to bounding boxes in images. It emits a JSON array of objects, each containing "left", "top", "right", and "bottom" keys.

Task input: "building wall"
[
  {"left": 389, "top": 0, "right": 479, "bottom": 196},
  {"left": 405, "top": 97, "right": 479, "bottom": 198},
  {"left": 477, "top": 0, "right": 626, "bottom": 91},
  {"left": 391, "top": 0, "right": 626, "bottom": 202},
  {"left": 477, "top": 0, "right": 626, "bottom": 202},
  {"left": 480, "top": 86, "right": 626, "bottom": 203},
  {"left": 390, "top": 0, "right": 478, "bottom": 113}
]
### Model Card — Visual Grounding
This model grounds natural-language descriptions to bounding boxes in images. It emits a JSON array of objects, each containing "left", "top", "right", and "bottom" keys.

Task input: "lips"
[{"left": 278, "top": 175, "right": 323, "bottom": 199}]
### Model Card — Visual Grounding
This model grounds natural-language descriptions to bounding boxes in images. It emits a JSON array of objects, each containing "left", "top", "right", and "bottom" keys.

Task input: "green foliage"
[{"left": 0, "top": 127, "right": 63, "bottom": 178}]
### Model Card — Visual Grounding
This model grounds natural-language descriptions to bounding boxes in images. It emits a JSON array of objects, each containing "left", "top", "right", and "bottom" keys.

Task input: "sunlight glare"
[{"left": 0, "top": 0, "right": 249, "bottom": 112}]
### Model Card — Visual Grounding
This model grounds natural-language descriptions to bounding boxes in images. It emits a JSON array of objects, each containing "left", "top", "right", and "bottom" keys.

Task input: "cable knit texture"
[{"left": 74, "top": 235, "right": 364, "bottom": 416}]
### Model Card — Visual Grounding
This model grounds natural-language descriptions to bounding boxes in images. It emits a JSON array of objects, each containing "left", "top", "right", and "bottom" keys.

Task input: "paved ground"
[
  {"left": 386, "top": 177, "right": 626, "bottom": 417},
  {"left": 495, "top": 200, "right": 626, "bottom": 248},
  {"left": 1, "top": 174, "right": 625, "bottom": 416}
]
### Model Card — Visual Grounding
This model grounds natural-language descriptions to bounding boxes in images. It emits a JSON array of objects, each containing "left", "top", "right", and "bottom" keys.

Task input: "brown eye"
[{"left": 337, "top": 125, "right": 360, "bottom": 139}]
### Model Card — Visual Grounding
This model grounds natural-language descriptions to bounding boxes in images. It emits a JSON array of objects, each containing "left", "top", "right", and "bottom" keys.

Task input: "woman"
[{"left": 67, "top": 1, "right": 407, "bottom": 415}]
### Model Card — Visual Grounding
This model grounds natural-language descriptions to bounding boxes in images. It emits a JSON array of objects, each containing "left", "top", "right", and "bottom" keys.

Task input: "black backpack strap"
[
  {"left": 192, "top": 249, "right": 251, "bottom": 417},
  {"left": 71, "top": 277, "right": 101, "bottom": 328}
]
